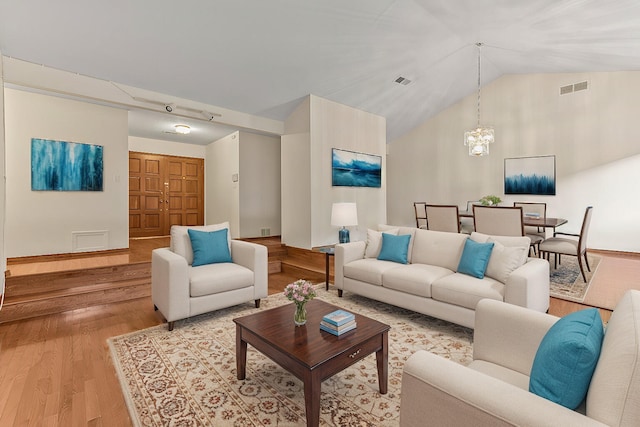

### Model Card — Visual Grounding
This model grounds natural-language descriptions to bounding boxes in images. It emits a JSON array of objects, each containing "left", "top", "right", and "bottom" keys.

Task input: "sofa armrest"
[
  {"left": 151, "top": 248, "right": 191, "bottom": 323},
  {"left": 231, "top": 239, "right": 268, "bottom": 299},
  {"left": 400, "top": 350, "right": 606, "bottom": 427},
  {"left": 473, "top": 299, "right": 558, "bottom": 376},
  {"left": 334, "top": 241, "right": 366, "bottom": 289},
  {"left": 504, "top": 257, "right": 550, "bottom": 313}
]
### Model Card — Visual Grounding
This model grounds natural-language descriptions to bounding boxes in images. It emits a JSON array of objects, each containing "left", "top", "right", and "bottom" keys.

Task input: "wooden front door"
[{"left": 129, "top": 152, "right": 204, "bottom": 237}]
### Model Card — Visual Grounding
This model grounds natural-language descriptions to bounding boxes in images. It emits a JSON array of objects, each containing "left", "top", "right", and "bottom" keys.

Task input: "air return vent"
[
  {"left": 394, "top": 76, "right": 412, "bottom": 86},
  {"left": 560, "top": 81, "right": 588, "bottom": 95}
]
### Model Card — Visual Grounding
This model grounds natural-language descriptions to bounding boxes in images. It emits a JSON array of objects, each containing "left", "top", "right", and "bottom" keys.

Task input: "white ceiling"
[{"left": 2, "top": 0, "right": 640, "bottom": 144}]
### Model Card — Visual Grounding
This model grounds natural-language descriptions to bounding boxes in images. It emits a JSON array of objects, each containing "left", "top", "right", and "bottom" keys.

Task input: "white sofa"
[
  {"left": 335, "top": 226, "right": 549, "bottom": 329},
  {"left": 400, "top": 290, "right": 640, "bottom": 426},
  {"left": 152, "top": 223, "right": 268, "bottom": 330}
]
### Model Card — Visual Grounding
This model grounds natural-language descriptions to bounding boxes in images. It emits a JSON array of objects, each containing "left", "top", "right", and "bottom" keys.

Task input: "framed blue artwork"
[
  {"left": 504, "top": 155, "right": 555, "bottom": 195},
  {"left": 331, "top": 148, "right": 382, "bottom": 188},
  {"left": 31, "top": 138, "right": 104, "bottom": 191}
]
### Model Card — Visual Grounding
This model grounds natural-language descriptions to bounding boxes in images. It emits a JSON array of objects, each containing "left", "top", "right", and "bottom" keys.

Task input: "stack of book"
[{"left": 320, "top": 309, "right": 356, "bottom": 336}]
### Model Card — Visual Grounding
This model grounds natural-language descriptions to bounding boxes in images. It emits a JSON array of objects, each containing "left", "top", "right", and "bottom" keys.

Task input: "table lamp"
[{"left": 331, "top": 202, "right": 358, "bottom": 243}]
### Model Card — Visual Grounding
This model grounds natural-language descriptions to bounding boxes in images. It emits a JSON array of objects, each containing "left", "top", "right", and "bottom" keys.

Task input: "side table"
[{"left": 315, "top": 246, "right": 335, "bottom": 291}]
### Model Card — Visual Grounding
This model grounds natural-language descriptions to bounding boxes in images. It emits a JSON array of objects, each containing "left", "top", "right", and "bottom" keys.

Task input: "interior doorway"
[{"left": 129, "top": 152, "right": 204, "bottom": 237}]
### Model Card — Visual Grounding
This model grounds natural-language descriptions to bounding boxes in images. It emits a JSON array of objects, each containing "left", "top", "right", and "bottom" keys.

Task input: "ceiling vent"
[
  {"left": 560, "top": 81, "right": 588, "bottom": 95},
  {"left": 395, "top": 76, "right": 412, "bottom": 86}
]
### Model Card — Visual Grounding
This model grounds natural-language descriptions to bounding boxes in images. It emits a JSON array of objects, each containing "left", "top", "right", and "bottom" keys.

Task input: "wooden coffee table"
[{"left": 234, "top": 299, "right": 390, "bottom": 427}]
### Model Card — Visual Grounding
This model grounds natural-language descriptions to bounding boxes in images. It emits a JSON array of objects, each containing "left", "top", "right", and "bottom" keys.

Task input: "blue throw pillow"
[
  {"left": 529, "top": 308, "right": 604, "bottom": 409},
  {"left": 377, "top": 233, "right": 411, "bottom": 264},
  {"left": 457, "top": 239, "right": 494, "bottom": 279},
  {"left": 188, "top": 228, "right": 232, "bottom": 266}
]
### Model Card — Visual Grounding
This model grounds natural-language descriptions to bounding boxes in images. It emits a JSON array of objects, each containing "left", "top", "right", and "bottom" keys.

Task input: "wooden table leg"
[
  {"left": 325, "top": 253, "right": 330, "bottom": 291},
  {"left": 376, "top": 331, "right": 388, "bottom": 394},
  {"left": 303, "top": 371, "right": 321, "bottom": 427},
  {"left": 236, "top": 324, "right": 247, "bottom": 380}
]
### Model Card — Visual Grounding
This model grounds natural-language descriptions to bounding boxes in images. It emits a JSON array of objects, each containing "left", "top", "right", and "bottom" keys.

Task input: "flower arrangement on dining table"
[{"left": 284, "top": 279, "right": 317, "bottom": 326}]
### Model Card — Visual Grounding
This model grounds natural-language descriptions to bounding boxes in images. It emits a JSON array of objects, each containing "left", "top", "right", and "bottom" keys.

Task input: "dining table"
[{"left": 458, "top": 210, "right": 568, "bottom": 232}]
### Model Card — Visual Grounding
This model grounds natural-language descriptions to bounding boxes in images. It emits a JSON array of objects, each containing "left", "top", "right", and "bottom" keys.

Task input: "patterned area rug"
[
  {"left": 108, "top": 286, "right": 473, "bottom": 426},
  {"left": 548, "top": 254, "right": 601, "bottom": 303}
]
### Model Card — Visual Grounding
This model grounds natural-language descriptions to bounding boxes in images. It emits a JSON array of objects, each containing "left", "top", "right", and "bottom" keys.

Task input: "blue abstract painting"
[
  {"left": 504, "top": 155, "right": 555, "bottom": 195},
  {"left": 332, "top": 148, "right": 382, "bottom": 188},
  {"left": 31, "top": 138, "right": 104, "bottom": 191}
]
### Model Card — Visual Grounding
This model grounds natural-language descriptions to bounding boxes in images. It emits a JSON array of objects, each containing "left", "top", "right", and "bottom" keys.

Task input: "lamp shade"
[{"left": 331, "top": 203, "right": 358, "bottom": 227}]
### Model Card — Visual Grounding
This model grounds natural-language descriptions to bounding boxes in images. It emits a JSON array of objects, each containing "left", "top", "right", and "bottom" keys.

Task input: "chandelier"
[{"left": 464, "top": 43, "right": 494, "bottom": 156}]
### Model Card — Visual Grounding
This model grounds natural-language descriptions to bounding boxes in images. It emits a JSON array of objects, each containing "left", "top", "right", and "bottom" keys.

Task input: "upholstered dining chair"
[
  {"left": 459, "top": 200, "right": 480, "bottom": 234},
  {"left": 539, "top": 206, "right": 593, "bottom": 282},
  {"left": 514, "top": 202, "right": 547, "bottom": 256},
  {"left": 425, "top": 204, "right": 460, "bottom": 232},
  {"left": 473, "top": 205, "right": 525, "bottom": 237},
  {"left": 413, "top": 202, "right": 428, "bottom": 228}
]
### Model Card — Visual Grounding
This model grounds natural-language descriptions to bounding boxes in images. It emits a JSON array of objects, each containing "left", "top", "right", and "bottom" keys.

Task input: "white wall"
[
  {"left": 205, "top": 132, "right": 240, "bottom": 237},
  {"left": 4, "top": 88, "right": 129, "bottom": 257},
  {"left": 388, "top": 71, "right": 640, "bottom": 252},
  {"left": 128, "top": 135, "right": 206, "bottom": 159},
  {"left": 238, "top": 131, "right": 281, "bottom": 238},
  {"left": 282, "top": 95, "right": 387, "bottom": 249}
]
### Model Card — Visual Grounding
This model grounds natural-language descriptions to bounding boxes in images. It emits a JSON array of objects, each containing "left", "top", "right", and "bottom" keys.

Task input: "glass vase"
[{"left": 294, "top": 302, "right": 307, "bottom": 326}]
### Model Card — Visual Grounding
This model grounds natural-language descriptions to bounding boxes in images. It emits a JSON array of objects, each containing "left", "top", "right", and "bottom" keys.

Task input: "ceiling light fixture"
[
  {"left": 464, "top": 43, "right": 494, "bottom": 157},
  {"left": 174, "top": 124, "right": 191, "bottom": 134}
]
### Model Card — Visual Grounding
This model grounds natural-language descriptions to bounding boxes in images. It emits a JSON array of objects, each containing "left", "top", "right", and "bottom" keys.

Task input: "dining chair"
[
  {"left": 414, "top": 202, "right": 428, "bottom": 229},
  {"left": 460, "top": 200, "right": 480, "bottom": 234},
  {"left": 514, "top": 202, "right": 547, "bottom": 256},
  {"left": 539, "top": 206, "right": 593, "bottom": 282},
  {"left": 425, "top": 204, "right": 460, "bottom": 233},
  {"left": 472, "top": 205, "right": 525, "bottom": 237}
]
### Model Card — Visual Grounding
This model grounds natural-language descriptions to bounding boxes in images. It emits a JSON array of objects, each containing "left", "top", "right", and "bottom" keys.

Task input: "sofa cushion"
[
  {"left": 529, "top": 308, "right": 604, "bottom": 410},
  {"left": 382, "top": 264, "right": 453, "bottom": 298},
  {"left": 189, "top": 262, "right": 254, "bottom": 297},
  {"left": 412, "top": 229, "right": 468, "bottom": 271},
  {"left": 379, "top": 225, "right": 417, "bottom": 263},
  {"left": 471, "top": 232, "right": 529, "bottom": 283},
  {"left": 188, "top": 228, "right": 232, "bottom": 266},
  {"left": 171, "top": 222, "right": 231, "bottom": 265},
  {"left": 344, "top": 258, "right": 402, "bottom": 286},
  {"left": 377, "top": 233, "right": 411, "bottom": 264},
  {"left": 365, "top": 228, "right": 399, "bottom": 258},
  {"left": 457, "top": 239, "right": 494, "bottom": 279},
  {"left": 431, "top": 273, "right": 503, "bottom": 310}
]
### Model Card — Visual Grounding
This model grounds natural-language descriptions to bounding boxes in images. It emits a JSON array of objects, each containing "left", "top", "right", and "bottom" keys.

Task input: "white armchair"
[
  {"left": 152, "top": 223, "right": 268, "bottom": 330},
  {"left": 400, "top": 290, "right": 640, "bottom": 426}
]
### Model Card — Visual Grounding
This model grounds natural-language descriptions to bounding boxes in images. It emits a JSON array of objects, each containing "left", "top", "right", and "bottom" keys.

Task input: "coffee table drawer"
[{"left": 325, "top": 334, "right": 383, "bottom": 374}]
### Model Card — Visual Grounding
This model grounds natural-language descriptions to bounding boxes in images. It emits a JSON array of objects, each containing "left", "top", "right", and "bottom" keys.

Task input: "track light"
[
  {"left": 201, "top": 111, "right": 218, "bottom": 121},
  {"left": 165, "top": 103, "right": 176, "bottom": 113}
]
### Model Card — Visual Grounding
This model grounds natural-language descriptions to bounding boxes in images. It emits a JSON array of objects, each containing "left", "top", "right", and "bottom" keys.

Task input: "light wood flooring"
[{"left": 0, "top": 239, "right": 638, "bottom": 426}]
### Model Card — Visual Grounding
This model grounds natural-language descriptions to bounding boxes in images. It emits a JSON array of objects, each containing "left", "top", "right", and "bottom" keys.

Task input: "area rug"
[
  {"left": 548, "top": 254, "right": 601, "bottom": 303},
  {"left": 108, "top": 287, "right": 473, "bottom": 426}
]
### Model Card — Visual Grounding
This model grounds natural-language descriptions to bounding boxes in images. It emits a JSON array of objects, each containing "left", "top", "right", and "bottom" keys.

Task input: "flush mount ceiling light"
[
  {"left": 464, "top": 43, "right": 494, "bottom": 157},
  {"left": 174, "top": 124, "right": 191, "bottom": 134}
]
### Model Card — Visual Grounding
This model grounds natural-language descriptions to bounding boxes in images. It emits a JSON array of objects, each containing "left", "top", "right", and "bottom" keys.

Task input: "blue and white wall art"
[
  {"left": 332, "top": 148, "right": 382, "bottom": 188},
  {"left": 504, "top": 155, "right": 555, "bottom": 195},
  {"left": 31, "top": 138, "right": 104, "bottom": 191}
]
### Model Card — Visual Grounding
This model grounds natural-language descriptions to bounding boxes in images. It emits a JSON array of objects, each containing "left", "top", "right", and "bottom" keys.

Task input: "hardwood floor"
[{"left": 0, "top": 239, "right": 637, "bottom": 425}]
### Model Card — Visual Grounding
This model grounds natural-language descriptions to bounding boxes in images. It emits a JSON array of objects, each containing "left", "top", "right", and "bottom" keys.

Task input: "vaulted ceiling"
[{"left": 2, "top": 0, "right": 640, "bottom": 144}]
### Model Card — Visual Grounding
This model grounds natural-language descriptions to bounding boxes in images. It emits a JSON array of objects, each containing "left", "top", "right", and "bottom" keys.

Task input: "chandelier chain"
[{"left": 476, "top": 42, "right": 482, "bottom": 127}]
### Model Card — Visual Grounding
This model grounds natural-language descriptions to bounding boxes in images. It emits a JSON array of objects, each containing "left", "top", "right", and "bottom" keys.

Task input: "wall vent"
[
  {"left": 261, "top": 228, "right": 271, "bottom": 237},
  {"left": 573, "top": 81, "right": 588, "bottom": 92},
  {"left": 394, "top": 76, "right": 412, "bottom": 86},
  {"left": 560, "top": 81, "right": 588, "bottom": 95},
  {"left": 560, "top": 84, "right": 574, "bottom": 95}
]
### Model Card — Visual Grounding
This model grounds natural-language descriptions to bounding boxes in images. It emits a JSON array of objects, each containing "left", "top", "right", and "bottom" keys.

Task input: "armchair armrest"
[
  {"left": 504, "top": 258, "right": 550, "bottom": 313},
  {"left": 230, "top": 239, "right": 268, "bottom": 299},
  {"left": 400, "top": 350, "right": 606, "bottom": 427},
  {"left": 334, "top": 241, "right": 366, "bottom": 289},
  {"left": 151, "top": 248, "right": 190, "bottom": 323},
  {"left": 473, "top": 298, "right": 558, "bottom": 376}
]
